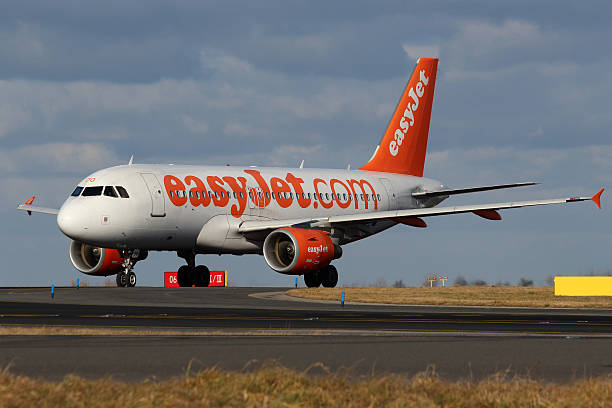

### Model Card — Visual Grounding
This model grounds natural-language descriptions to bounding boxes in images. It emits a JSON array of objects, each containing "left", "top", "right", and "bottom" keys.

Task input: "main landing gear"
[
  {"left": 115, "top": 249, "right": 147, "bottom": 287},
  {"left": 176, "top": 251, "right": 210, "bottom": 287},
  {"left": 304, "top": 264, "right": 338, "bottom": 288}
]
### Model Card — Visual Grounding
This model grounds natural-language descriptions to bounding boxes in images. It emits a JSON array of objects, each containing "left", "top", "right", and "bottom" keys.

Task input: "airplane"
[{"left": 18, "top": 58, "right": 604, "bottom": 288}]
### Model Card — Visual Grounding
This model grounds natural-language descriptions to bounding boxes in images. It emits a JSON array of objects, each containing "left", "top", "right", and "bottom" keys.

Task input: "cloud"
[
  {"left": 200, "top": 49, "right": 253, "bottom": 75},
  {"left": 0, "top": 142, "right": 118, "bottom": 174},
  {"left": 181, "top": 115, "right": 209, "bottom": 134},
  {"left": 402, "top": 44, "right": 439, "bottom": 61}
]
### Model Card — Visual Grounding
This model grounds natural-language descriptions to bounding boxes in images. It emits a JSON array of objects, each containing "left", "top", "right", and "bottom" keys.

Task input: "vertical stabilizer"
[{"left": 359, "top": 58, "right": 438, "bottom": 176}]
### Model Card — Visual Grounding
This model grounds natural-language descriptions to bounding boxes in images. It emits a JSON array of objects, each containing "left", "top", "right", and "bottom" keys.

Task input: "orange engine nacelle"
[
  {"left": 263, "top": 228, "right": 342, "bottom": 275},
  {"left": 69, "top": 240, "right": 125, "bottom": 276}
]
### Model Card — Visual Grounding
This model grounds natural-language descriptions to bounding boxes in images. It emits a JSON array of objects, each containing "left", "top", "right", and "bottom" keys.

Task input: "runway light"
[
  {"left": 341, "top": 291, "right": 345, "bottom": 307},
  {"left": 51, "top": 285, "right": 55, "bottom": 299}
]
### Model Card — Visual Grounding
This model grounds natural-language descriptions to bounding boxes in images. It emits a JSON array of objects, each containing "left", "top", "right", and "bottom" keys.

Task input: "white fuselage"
[{"left": 56, "top": 164, "right": 446, "bottom": 253}]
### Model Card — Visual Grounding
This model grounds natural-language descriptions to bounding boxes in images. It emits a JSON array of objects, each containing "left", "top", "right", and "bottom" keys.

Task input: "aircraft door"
[
  {"left": 140, "top": 173, "right": 166, "bottom": 217},
  {"left": 379, "top": 178, "right": 397, "bottom": 210}
]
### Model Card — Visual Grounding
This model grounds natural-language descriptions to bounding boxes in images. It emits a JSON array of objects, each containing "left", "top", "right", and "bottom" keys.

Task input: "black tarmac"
[{"left": 1, "top": 287, "right": 612, "bottom": 381}]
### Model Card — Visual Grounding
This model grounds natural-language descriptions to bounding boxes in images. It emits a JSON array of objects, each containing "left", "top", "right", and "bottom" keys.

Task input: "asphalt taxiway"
[{"left": 1, "top": 287, "right": 612, "bottom": 381}]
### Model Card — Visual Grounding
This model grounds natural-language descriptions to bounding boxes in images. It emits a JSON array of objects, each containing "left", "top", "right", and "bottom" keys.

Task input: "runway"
[{"left": 1, "top": 287, "right": 612, "bottom": 381}]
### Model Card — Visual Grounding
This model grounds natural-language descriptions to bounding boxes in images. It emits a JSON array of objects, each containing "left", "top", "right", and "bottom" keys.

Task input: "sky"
[{"left": 1, "top": 1, "right": 610, "bottom": 287}]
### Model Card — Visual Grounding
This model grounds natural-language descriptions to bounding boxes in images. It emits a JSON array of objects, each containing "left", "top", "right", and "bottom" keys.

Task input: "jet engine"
[
  {"left": 69, "top": 240, "right": 125, "bottom": 276},
  {"left": 263, "top": 228, "right": 342, "bottom": 275}
]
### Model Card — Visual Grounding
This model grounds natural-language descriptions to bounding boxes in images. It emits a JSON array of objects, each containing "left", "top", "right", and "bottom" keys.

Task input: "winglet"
[
  {"left": 591, "top": 188, "right": 604, "bottom": 209},
  {"left": 23, "top": 196, "right": 36, "bottom": 216}
]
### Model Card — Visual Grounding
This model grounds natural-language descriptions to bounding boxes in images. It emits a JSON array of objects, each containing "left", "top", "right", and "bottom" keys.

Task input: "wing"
[
  {"left": 238, "top": 188, "right": 604, "bottom": 233},
  {"left": 17, "top": 196, "right": 59, "bottom": 216}
]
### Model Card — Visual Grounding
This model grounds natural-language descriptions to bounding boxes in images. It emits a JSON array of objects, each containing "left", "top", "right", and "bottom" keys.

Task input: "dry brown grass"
[
  {"left": 0, "top": 366, "right": 611, "bottom": 407},
  {"left": 286, "top": 286, "right": 612, "bottom": 308},
  {"left": 0, "top": 327, "right": 334, "bottom": 336}
]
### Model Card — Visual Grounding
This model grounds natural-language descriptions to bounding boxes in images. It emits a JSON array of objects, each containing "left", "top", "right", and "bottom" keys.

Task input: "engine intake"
[
  {"left": 263, "top": 228, "right": 342, "bottom": 275},
  {"left": 69, "top": 240, "right": 125, "bottom": 276}
]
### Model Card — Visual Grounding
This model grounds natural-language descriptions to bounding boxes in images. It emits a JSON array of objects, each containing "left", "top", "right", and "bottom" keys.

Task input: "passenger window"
[
  {"left": 343, "top": 193, "right": 347, "bottom": 200},
  {"left": 308, "top": 192, "right": 311, "bottom": 199},
  {"left": 265, "top": 192, "right": 270, "bottom": 199},
  {"left": 325, "top": 193, "right": 329, "bottom": 200},
  {"left": 82, "top": 186, "right": 103, "bottom": 196},
  {"left": 360, "top": 194, "right": 364, "bottom": 200},
  {"left": 116, "top": 186, "right": 129, "bottom": 198},
  {"left": 239, "top": 191, "right": 244, "bottom": 198},
  {"left": 249, "top": 191, "right": 253, "bottom": 199},
  {"left": 377, "top": 194, "right": 381, "bottom": 201},
  {"left": 71, "top": 186, "right": 84, "bottom": 197},
  {"left": 233, "top": 192, "right": 237, "bottom": 199},
  {"left": 103, "top": 186, "right": 118, "bottom": 198}
]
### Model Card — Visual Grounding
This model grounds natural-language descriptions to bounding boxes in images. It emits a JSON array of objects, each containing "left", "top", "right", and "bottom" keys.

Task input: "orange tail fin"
[{"left": 359, "top": 58, "right": 438, "bottom": 176}]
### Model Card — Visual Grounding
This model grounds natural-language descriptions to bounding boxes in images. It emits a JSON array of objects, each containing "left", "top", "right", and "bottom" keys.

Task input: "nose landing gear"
[{"left": 115, "top": 249, "right": 147, "bottom": 287}]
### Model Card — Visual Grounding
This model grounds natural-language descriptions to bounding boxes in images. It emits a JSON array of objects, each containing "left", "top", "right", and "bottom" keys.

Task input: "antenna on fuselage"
[
  {"left": 299, "top": 160, "right": 304, "bottom": 169},
  {"left": 128, "top": 155, "right": 134, "bottom": 166}
]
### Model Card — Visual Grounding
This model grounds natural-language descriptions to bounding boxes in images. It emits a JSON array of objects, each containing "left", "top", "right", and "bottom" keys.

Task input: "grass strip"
[
  {"left": 286, "top": 286, "right": 612, "bottom": 308},
  {"left": 0, "top": 366, "right": 611, "bottom": 407}
]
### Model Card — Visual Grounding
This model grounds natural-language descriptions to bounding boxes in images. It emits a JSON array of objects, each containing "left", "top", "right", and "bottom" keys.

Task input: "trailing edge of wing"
[
  {"left": 17, "top": 205, "right": 59, "bottom": 215},
  {"left": 238, "top": 189, "right": 604, "bottom": 233},
  {"left": 411, "top": 182, "right": 538, "bottom": 199}
]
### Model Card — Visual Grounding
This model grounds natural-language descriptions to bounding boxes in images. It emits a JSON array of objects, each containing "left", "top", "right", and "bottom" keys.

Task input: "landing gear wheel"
[
  {"left": 116, "top": 272, "right": 128, "bottom": 287},
  {"left": 193, "top": 265, "right": 210, "bottom": 287},
  {"left": 127, "top": 271, "right": 137, "bottom": 287},
  {"left": 321, "top": 265, "right": 338, "bottom": 288},
  {"left": 304, "top": 270, "right": 322, "bottom": 288},
  {"left": 177, "top": 265, "right": 192, "bottom": 287}
]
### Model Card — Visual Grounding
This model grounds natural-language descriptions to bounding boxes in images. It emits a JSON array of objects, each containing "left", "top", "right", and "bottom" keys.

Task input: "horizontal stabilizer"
[{"left": 412, "top": 182, "right": 538, "bottom": 199}]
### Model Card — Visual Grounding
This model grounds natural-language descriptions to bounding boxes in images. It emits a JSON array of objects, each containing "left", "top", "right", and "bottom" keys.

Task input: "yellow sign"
[{"left": 555, "top": 276, "right": 612, "bottom": 296}]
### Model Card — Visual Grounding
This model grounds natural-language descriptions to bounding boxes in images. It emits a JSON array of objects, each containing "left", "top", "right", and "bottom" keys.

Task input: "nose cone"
[{"left": 57, "top": 200, "right": 89, "bottom": 241}]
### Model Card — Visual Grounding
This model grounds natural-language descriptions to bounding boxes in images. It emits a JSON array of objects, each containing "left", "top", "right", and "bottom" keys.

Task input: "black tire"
[
  {"left": 127, "top": 271, "right": 137, "bottom": 287},
  {"left": 116, "top": 272, "right": 128, "bottom": 287},
  {"left": 177, "top": 265, "right": 192, "bottom": 287},
  {"left": 304, "top": 271, "right": 321, "bottom": 288},
  {"left": 321, "top": 265, "right": 338, "bottom": 288},
  {"left": 193, "top": 265, "right": 210, "bottom": 287}
]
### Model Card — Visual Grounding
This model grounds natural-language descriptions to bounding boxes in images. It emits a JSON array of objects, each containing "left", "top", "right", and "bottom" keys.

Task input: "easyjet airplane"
[{"left": 18, "top": 58, "right": 604, "bottom": 287}]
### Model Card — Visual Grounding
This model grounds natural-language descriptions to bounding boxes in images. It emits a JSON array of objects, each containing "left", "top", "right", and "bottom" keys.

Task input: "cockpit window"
[
  {"left": 103, "top": 186, "right": 118, "bottom": 198},
  {"left": 71, "top": 186, "right": 84, "bottom": 197},
  {"left": 82, "top": 186, "right": 103, "bottom": 196},
  {"left": 116, "top": 186, "right": 129, "bottom": 198}
]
